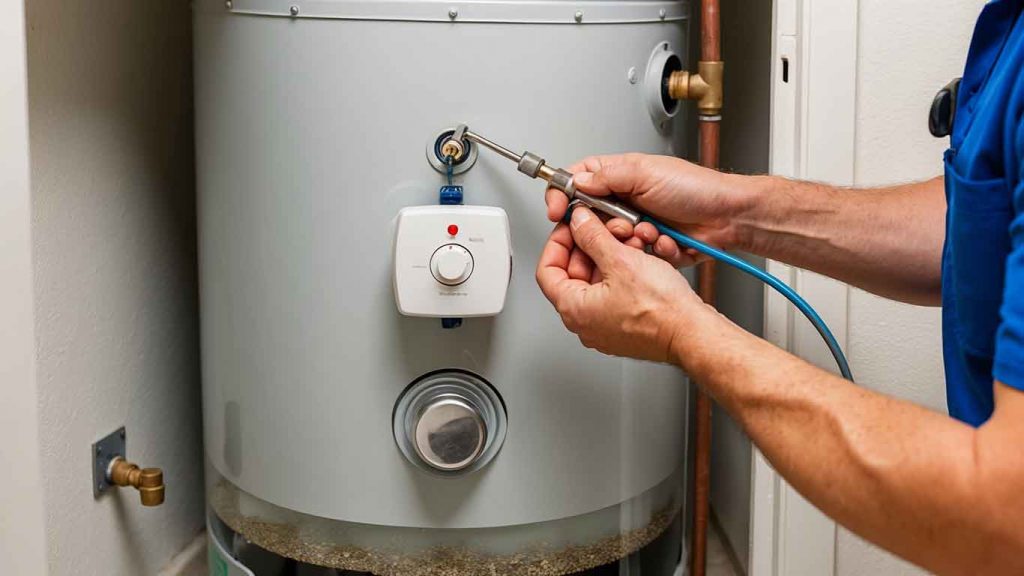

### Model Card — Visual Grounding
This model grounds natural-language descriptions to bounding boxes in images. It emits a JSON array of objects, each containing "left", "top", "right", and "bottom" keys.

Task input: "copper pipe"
[
  {"left": 698, "top": 121, "right": 720, "bottom": 169},
  {"left": 691, "top": 1, "right": 720, "bottom": 575},
  {"left": 701, "top": 0, "right": 721, "bottom": 62},
  {"left": 692, "top": 381, "right": 713, "bottom": 576}
]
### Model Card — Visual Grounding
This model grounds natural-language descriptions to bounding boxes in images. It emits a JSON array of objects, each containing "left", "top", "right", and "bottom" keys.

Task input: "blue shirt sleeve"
[{"left": 993, "top": 116, "right": 1024, "bottom": 390}]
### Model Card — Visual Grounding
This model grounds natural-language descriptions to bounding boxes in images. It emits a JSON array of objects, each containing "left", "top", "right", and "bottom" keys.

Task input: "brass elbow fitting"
[
  {"left": 108, "top": 458, "right": 165, "bottom": 507},
  {"left": 667, "top": 61, "right": 724, "bottom": 117}
]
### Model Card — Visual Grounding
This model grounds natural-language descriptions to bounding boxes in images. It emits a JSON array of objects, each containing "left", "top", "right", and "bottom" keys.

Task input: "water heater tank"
[{"left": 194, "top": 1, "right": 693, "bottom": 574}]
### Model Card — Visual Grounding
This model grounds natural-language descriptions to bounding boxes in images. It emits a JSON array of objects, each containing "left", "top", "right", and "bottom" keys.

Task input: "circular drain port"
[{"left": 393, "top": 369, "right": 506, "bottom": 476}]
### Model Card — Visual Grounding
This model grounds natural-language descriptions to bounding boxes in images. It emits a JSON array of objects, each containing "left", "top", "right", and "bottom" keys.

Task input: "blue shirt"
[{"left": 943, "top": 0, "right": 1024, "bottom": 426}]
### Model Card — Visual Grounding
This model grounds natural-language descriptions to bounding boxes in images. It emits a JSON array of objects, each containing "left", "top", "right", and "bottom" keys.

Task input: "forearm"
[
  {"left": 728, "top": 175, "right": 945, "bottom": 305},
  {"left": 675, "top": 309, "right": 1024, "bottom": 575}
]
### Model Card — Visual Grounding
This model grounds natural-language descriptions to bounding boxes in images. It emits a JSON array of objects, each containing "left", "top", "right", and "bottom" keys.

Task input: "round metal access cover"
[{"left": 393, "top": 369, "right": 507, "bottom": 476}]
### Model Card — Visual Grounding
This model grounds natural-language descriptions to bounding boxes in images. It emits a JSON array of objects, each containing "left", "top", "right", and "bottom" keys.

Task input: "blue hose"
[{"left": 642, "top": 216, "right": 854, "bottom": 381}]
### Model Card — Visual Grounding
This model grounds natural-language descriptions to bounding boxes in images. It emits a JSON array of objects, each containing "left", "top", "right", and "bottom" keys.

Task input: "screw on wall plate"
[
  {"left": 289, "top": 5, "right": 299, "bottom": 16},
  {"left": 574, "top": 10, "right": 583, "bottom": 22},
  {"left": 225, "top": 0, "right": 232, "bottom": 8},
  {"left": 659, "top": 8, "right": 667, "bottom": 19},
  {"left": 92, "top": 427, "right": 126, "bottom": 498},
  {"left": 448, "top": 7, "right": 458, "bottom": 20},
  {"left": 628, "top": 67, "right": 638, "bottom": 84}
]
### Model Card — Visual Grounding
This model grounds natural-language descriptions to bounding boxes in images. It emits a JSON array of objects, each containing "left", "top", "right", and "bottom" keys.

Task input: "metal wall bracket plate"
[{"left": 92, "top": 427, "right": 126, "bottom": 497}]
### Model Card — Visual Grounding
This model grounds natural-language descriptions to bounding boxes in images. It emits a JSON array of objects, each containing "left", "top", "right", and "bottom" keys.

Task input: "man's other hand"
[{"left": 535, "top": 206, "right": 712, "bottom": 363}]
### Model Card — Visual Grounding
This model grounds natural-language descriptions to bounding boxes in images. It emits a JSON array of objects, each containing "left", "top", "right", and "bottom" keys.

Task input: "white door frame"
[
  {"left": 749, "top": 0, "right": 858, "bottom": 574},
  {"left": 0, "top": 0, "right": 48, "bottom": 572}
]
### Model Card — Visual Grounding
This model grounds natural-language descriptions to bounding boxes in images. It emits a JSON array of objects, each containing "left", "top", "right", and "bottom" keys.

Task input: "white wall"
[
  {"left": 712, "top": 1, "right": 986, "bottom": 574},
  {"left": 24, "top": 1, "right": 204, "bottom": 574},
  {"left": 0, "top": 1, "right": 49, "bottom": 572},
  {"left": 837, "top": 1, "right": 985, "bottom": 574}
]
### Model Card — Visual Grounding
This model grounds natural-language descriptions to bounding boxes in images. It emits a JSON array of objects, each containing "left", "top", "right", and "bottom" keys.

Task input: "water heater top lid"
[{"left": 204, "top": 0, "right": 689, "bottom": 24}]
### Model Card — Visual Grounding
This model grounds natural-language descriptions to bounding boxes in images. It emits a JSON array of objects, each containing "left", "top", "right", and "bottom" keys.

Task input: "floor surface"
[
  {"left": 706, "top": 520, "right": 741, "bottom": 576},
  {"left": 180, "top": 551, "right": 207, "bottom": 576}
]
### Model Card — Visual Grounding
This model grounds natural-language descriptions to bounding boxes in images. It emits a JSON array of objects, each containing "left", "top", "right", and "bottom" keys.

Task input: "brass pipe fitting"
[
  {"left": 667, "top": 61, "right": 724, "bottom": 116},
  {"left": 440, "top": 138, "right": 465, "bottom": 162},
  {"left": 107, "top": 457, "right": 165, "bottom": 507},
  {"left": 439, "top": 124, "right": 470, "bottom": 162}
]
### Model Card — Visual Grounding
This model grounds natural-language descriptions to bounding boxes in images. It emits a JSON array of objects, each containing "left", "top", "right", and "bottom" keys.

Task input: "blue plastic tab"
[
  {"left": 441, "top": 317, "right": 463, "bottom": 329},
  {"left": 439, "top": 181, "right": 463, "bottom": 327},
  {"left": 439, "top": 185, "right": 463, "bottom": 205}
]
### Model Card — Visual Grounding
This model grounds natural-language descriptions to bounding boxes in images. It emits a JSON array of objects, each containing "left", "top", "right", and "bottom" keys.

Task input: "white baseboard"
[{"left": 157, "top": 532, "right": 207, "bottom": 576}]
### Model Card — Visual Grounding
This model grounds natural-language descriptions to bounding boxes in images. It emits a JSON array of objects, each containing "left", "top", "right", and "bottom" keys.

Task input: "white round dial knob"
[{"left": 430, "top": 244, "right": 474, "bottom": 286}]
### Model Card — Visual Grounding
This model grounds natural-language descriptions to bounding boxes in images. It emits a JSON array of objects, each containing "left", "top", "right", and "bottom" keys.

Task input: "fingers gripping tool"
[{"left": 438, "top": 124, "right": 854, "bottom": 381}]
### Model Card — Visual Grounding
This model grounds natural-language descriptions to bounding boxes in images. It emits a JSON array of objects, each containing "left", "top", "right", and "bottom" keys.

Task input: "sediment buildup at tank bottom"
[{"left": 211, "top": 480, "right": 680, "bottom": 576}]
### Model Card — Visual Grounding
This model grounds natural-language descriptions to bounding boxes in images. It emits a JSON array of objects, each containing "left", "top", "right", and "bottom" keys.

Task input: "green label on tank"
[{"left": 209, "top": 543, "right": 228, "bottom": 576}]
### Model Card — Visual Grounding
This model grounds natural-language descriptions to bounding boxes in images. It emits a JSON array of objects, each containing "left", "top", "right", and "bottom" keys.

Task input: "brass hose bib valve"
[
  {"left": 107, "top": 457, "right": 165, "bottom": 506},
  {"left": 667, "top": 61, "right": 724, "bottom": 117},
  {"left": 92, "top": 427, "right": 165, "bottom": 506}
]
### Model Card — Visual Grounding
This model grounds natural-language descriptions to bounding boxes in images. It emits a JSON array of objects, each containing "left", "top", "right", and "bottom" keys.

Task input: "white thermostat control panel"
[{"left": 393, "top": 205, "right": 512, "bottom": 318}]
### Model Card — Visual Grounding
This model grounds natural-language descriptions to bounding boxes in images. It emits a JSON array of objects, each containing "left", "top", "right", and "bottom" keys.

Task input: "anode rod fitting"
[{"left": 440, "top": 138, "right": 465, "bottom": 161}]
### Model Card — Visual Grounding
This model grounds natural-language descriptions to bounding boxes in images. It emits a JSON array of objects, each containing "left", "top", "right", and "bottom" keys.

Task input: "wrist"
[
  {"left": 665, "top": 300, "right": 732, "bottom": 374},
  {"left": 720, "top": 173, "right": 777, "bottom": 254}
]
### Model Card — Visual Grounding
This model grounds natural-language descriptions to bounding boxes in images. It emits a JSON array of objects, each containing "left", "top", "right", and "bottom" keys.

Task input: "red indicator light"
[{"left": 447, "top": 224, "right": 459, "bottom": 236}]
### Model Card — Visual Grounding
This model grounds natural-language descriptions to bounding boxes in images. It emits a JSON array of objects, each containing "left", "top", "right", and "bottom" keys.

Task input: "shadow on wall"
[{"left": 24, "top": 0, "right": 205, "bottom": 573}]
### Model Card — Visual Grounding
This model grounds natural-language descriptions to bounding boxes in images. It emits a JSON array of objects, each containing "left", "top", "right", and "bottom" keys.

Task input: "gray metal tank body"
[{"left": 195, "top": 0, "right": 690, "bottom": 531}]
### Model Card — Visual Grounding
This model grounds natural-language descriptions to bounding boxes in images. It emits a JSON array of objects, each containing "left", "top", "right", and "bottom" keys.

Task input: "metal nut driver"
[{"left": 442, "top": 125, "right": 643, "bottom": 226}]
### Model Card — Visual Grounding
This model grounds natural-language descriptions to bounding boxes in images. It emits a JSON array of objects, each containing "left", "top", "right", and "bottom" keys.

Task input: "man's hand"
[
  {"left": 535, "top": 206, "right": 711, "bottom": 363},
  {"left": 547, "top": 153, "right": 946, "bottom": 305},
  {"left": 546, "top": 153, "right": 758, "bottom": 267}
]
